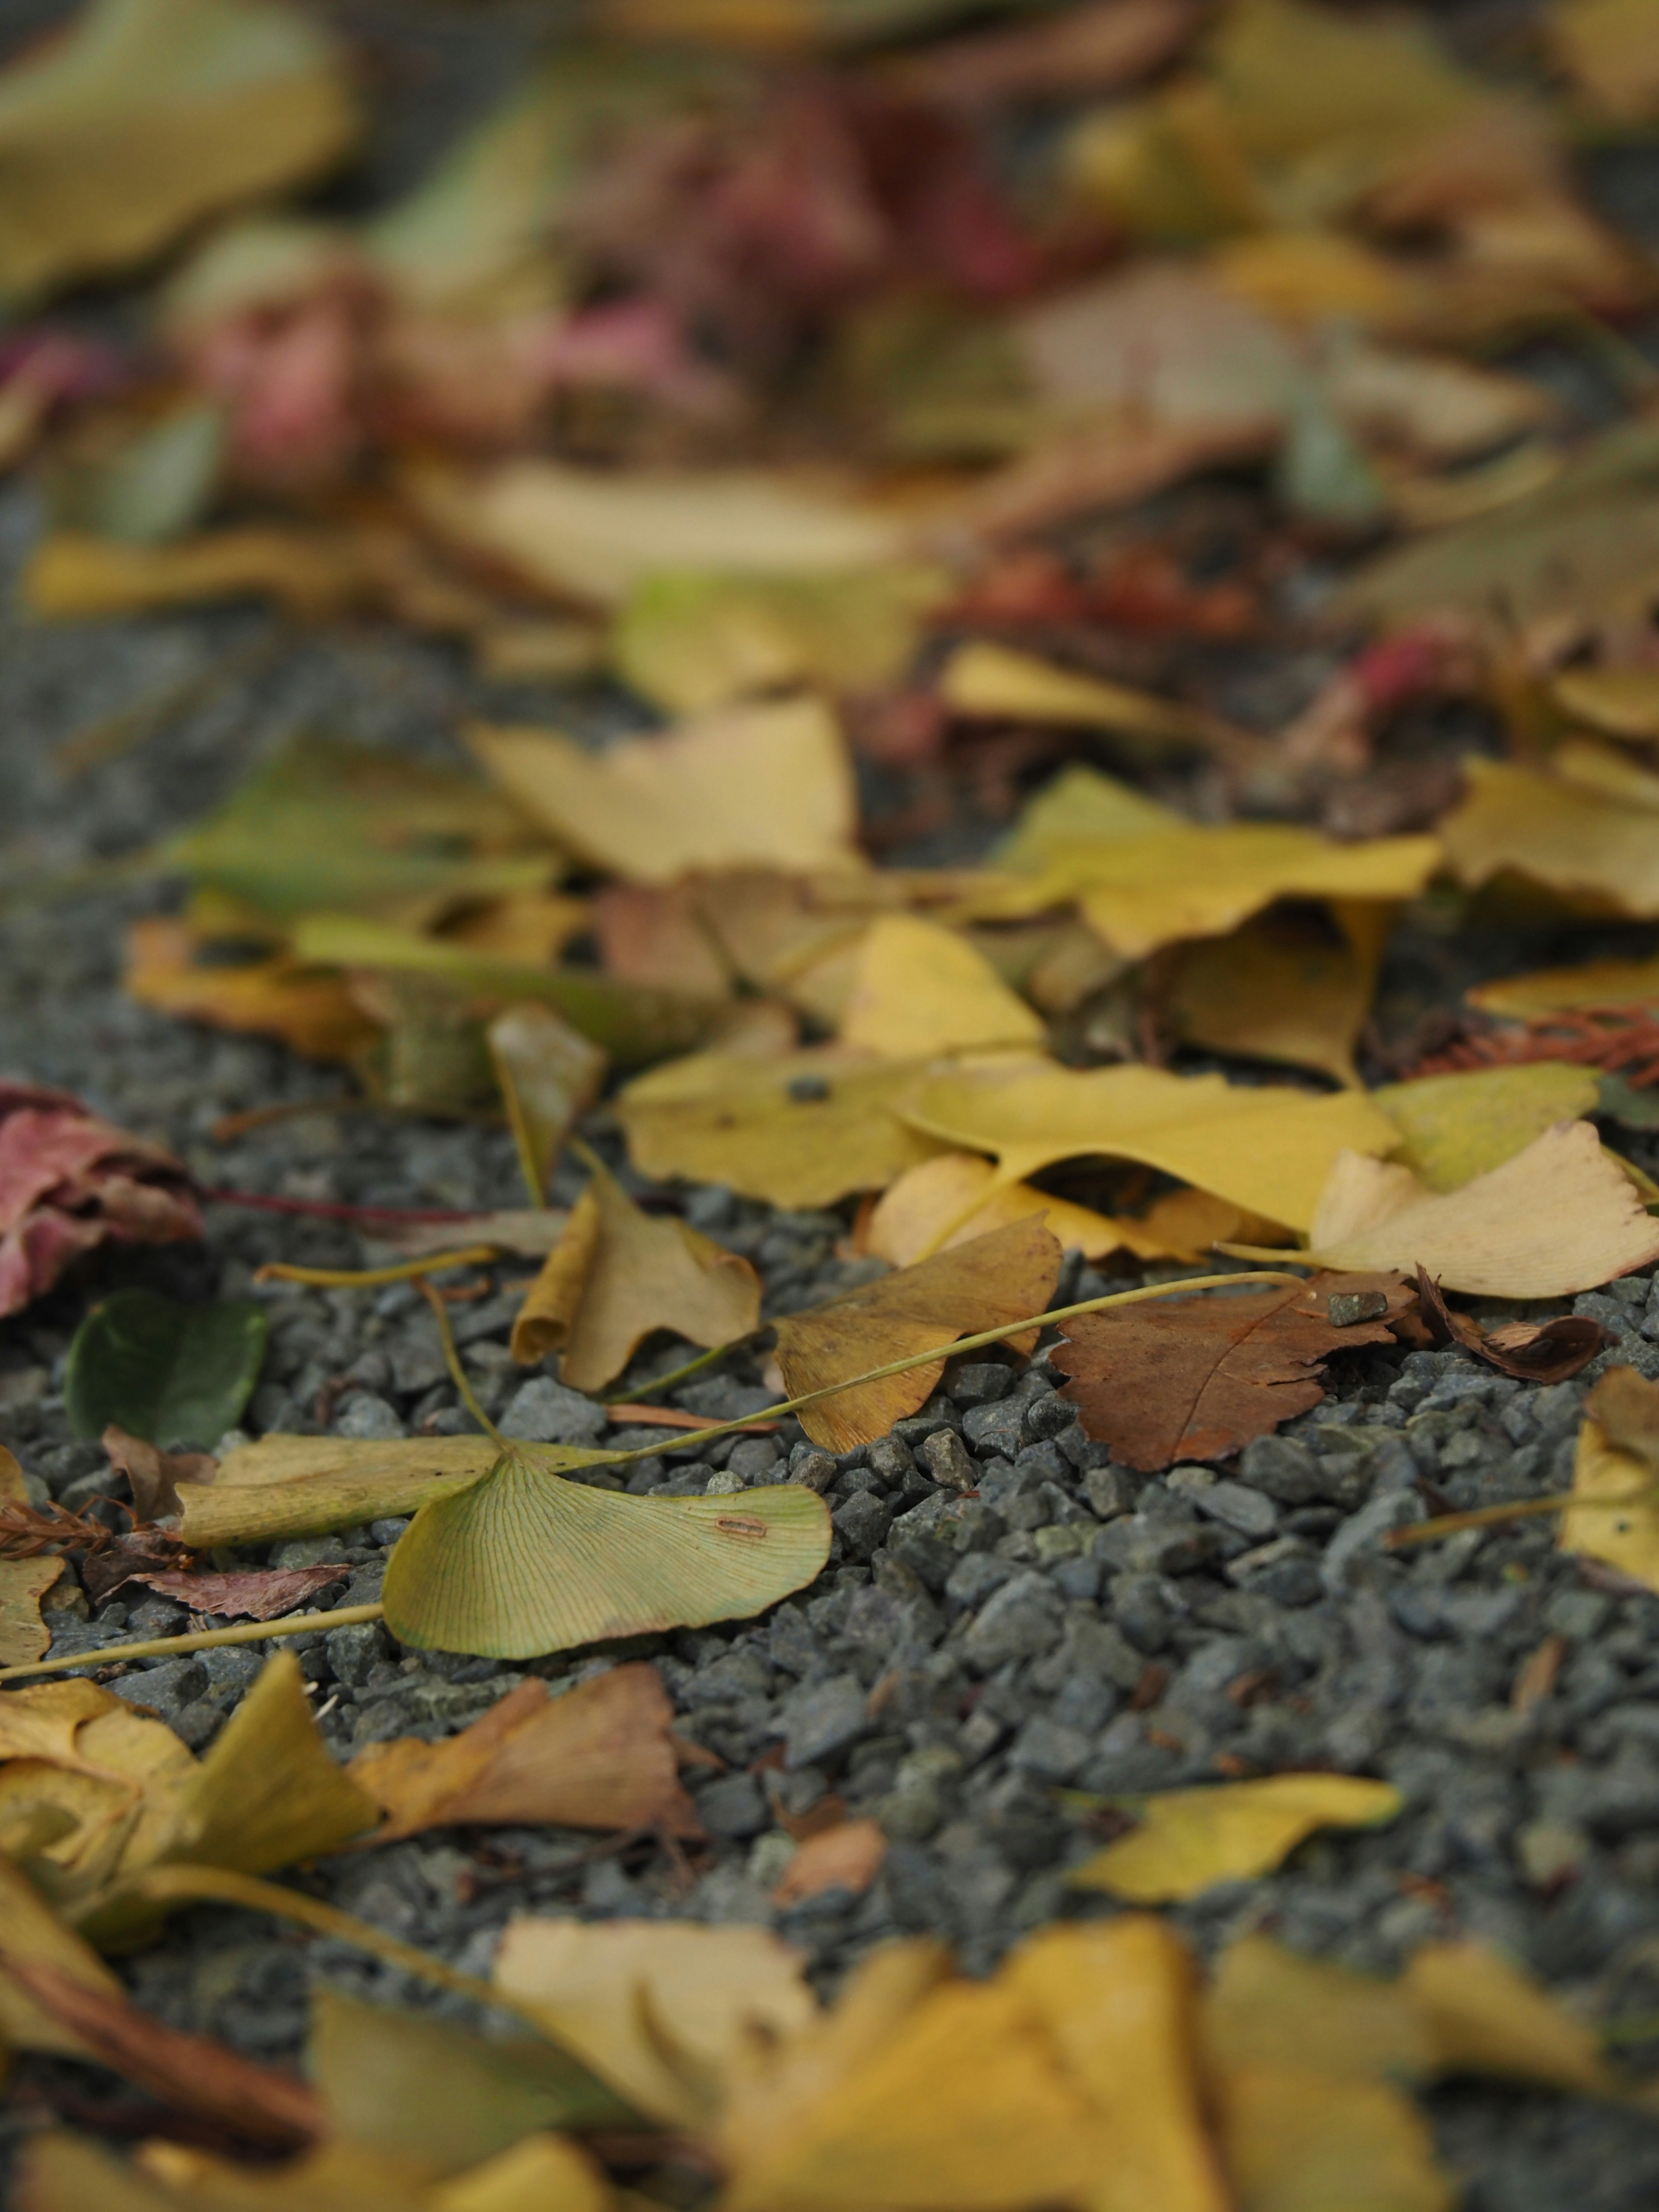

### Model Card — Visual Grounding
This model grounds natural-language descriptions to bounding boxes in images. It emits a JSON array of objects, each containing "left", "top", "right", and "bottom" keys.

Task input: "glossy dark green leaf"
[{"left": 64, "top": 1288, "right": 268, "bottom": 1450}]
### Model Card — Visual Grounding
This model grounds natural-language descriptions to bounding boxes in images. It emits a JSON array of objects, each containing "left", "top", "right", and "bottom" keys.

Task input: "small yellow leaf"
[
  {"left": 1559, "top": 1365, "right": 1659, "bottom": 1592},
  {"left": 939, "top": 639, "right": 1244, "bottom": 751},
  {"left": 509, "top": 1160, "right": 761, "bottom": 1391},
  {"left": 1214, "top": 2064, "right": 1454, "bottom": 2212},
  {"left": 899, "top": 1057, "right": 1399, "bottom": 1233},
  {"left": 773, "top": 1216, "right": 1062, "bottom": 1451},
  {"left": 1373, "top": 1063, "right": 1602, "bottom": 1191},
  {"left": 486, "top": 1004, "right": 607, "bottom": 1205},
  {"left": 867, "top": 1150, "right": 1189, "bottom": 1270},
  {"left": 1070, "top": 1774, "right": 1402, "bottom": 1902},
  {"left": 1203, "top": 1935, "right": 1434, "bottom": 2086},
  {"left": 468, "top": 697, "right": 861, "bottom": 884},
  {"left": 1469, "top": 953, "right": 1659, "bottom": 1020},
  {"left": 25, "top": 527, "right": 376, "bottom": 620},
  {"left": 1401, "top": 1940, "right": 1614, "bottom": 2098},
  {"left": 997, "top": 763, "right": 1183, "bottom": 874},
  {"left": 1548, "top": 0, "right": 1659, "bottom": 122},
  {"left": 1440, "top": 757, "right": 1659, "bottom": 915},
  {"left": 430, "top": 2133, "right": 615, "bottom": 2212},
  {"left": 839, "top": 915, "right": 1046, "bottom": 1059},
  {"left": 125, "top": 916, "right": 378, "bottom": 1065},
  {"left": 619, "top": 1046, "right": 945, "bottom": 1209}
]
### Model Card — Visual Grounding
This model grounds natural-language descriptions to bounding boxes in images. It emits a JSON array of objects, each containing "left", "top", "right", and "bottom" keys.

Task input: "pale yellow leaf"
[
  {"left": 467, "top": 698, "right": 860, "bottom": 884},
  {"left": 1469, "top": 954, "right": 1659, "bottom": 1019},
  {"left": 1553, "top": 663, "right": 1659, "bottom": 739},
  {"left": 867, "top": 1150, "right": 1179, "bottom": 1268},
  {"left": 839, "top": 915, "right": 1046, "bottom": 1058},
  {"left": 487, "top": 1004, "right": 608, "bottom": 1206},
  {"left": 1440, "top": 757, "right": 1659, "bottom": 913},
  {"left": 996, "top": 763, "right": 1183, "bottom": 875},
  {"left": 1401, "top": 1940, "right": 1614, "bottom": 2098},
  {"left": 0, "top": 1855, "right": 126, "bottom": 2061},
  {"left": 1203, "top": 1935, "right": 1435, "bottom": 2086},
  {"left": 1070, "top": 1775, "right": 1403, "bottom": 1902},
  {"left": 1560, "top": 1366, "right": 1659, "bottom": 1592},
  {"left": 1215, "top": 2065, "right": 1454, "bottom": 2212},
  {"left": 430, "top": 2133, "right": 615, "bottom": 2212},
  {"left": 1373, "top": 1063, "right": 1602, "bottom": 1190},
  {"left": 938, "top": 638, "right": 1245, "bottom": 752},
  {"left": 1548, "top": 0, "right": 1659, "bottom": 122}
]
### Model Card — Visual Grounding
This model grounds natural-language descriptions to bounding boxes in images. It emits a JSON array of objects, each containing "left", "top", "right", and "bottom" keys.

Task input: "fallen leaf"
[
  {"left": 64, "top": 1288, "right": 267, "bottom": 1449},
  {"left": 938, "top": 637, "right": 1259, "bottom": 763},
  {"left": 898, "top": 1057, "right": 1401, "bottom": 1232},
  {"left": 25, "top": 2133, "right": 434, "bottom": 2212},
  {"left": 125, "top": 916, "right": 379, "bottom": 1065},
  {"left": 619, "top": 1046, "right": 944, "bottom": 1208},
  {"left": 1373, "top": 1063, "right": 1602, "bottom": 1190},
  {"left": 348, "top": 1665, "right": 698, "bottom": 1842},
  {"left": 1245, "top": 1119, "right": 1659, "bottom": 1297},
  {"left": 373, "top": 1211, "right": 572, "bottom": 1262},
  {"left": 493, "top": 1917, "right": 816, "bottom": 2128},
  {"left": 1214, "top": 2064, "right": 1452, "bottom": 2212},
  {"left": 0, "top": 1853, "right": 126, "bottom": 2062},
  {"left": 119, "top": 1563, "right": 350, "bottom": 1621},
  {"left": 0, "top": 1448, "right": 64, "bottom": 1670},
  {"left": 838, "top": 915, "right": 1046, "bottom": 1059},
  {"left": 1401, "top": 1940, "right": 1614, "bottom": 2098},
  {"left": 1439, "top": 757, "right": 1659, "bottom": 916},
  {"left": 0, "top": 0, "right": 357, "bottom": 305},
  {"left": 867, "top": 1150, "right": 1195, "bottom": 1269},
  {"left": 1415, "top": 1266, "right": 1609, "bottom": 1382},
  {"left": 1553, "top": 663, "right": 1659, "bottom": 739},
  {"left": 429, "top": 2134, "right": 616, "bottom": 2212},
  {"left": 1052, "top": 1271, "right": 1411, "bottom": 1471},
  {"left": 1005, "top": 1918, "right": 1231, "bottom": 2212},
  {"left": 509, "top": 1157, "right": 761, "bottom": 1390},
  {"left": 486, "top": 1005, "right": 608, "bottom": 1205},
  {"left": 1202, "top": 1935, "right": 1434, "bottom": 2086},
  {"left": 1548, "top": 0, "right": 1659, "bottom": 122},
  {"left": 774, "top": 1216, "right": 1062, "bottom": 1450},
  {"left": 468, "top": 697, "right": 861, "bottom": 885},
  {"left": 594, "top": 882, "right": 734, "bottom": 1001},
  {"left": 0, "top": 1080, "right": 201, "bottom": 1320},
  {"left": 1559, "top": 1364, "right": 1659, "bottom": 1590},
  {"left": 616, "top": 564, "right": 945, "bottom": 716},
  {"left": 881, "top": 0, "right": 1203, "bottom": 108},
  {"left": 24, "top": 524, "right": 389, "bottom": 621},
  {"left": 772, "top": 1816, "right": 888, "bottom": 1904},
  {"left": 1467, "top": 954, "right": 1659, "bottom": 1022},
  {"left": 380, "top": 1449, "right": 831, "bottom": 1658},
  {"left": 1166, "top": 902, "right": 1390, "bottom": 1088},
  {"left": 413, "top": 457, "right": 908, "bottom": 608},
  {"left": 1070, "top": 1774, "right": 1404, "bottom": 1902}
]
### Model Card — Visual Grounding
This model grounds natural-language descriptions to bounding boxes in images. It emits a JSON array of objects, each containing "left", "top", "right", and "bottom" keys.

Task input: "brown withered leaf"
[
  {"left": 121, "top": 1564, "right": 350, "bottom": 1621},
  {"left": 79, "top": 1527, "right": 190, "bottom": 1604},
  {"left": 0, "top": 1446, "right": 62, "bottom": 1666},
  {"left": 772, "top": 1818, "right": 888, "bottom": 1907},
  {"left": 347, "top": 1663, "right": 699, "bottom": 1843},
  {"left": 1052, "top": 1273, "right": 1413, "bottom": 1472},
  {"left": 774, "top": 1217, "right": 1063, "bottom": 1452},
  {"left": 1414, "top": 1267, "right": 1610, "bottom": 1384},
  {"left": 100, "top": 1424, "right": 217, "bottom": 1522}
]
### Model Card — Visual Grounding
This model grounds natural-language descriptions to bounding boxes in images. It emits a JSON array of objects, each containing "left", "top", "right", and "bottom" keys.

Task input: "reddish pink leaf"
[{"left": 127, "top": 1564, "right": 349, "bottom": 1621}]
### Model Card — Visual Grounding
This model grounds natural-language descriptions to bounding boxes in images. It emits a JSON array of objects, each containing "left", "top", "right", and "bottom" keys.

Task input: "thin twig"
[
  {"left": 255, "top": 1247, "right": 501, "bottom": 1290},
  {"left": 418, "top": 1277, "right": 507, "bottom": 1449}
]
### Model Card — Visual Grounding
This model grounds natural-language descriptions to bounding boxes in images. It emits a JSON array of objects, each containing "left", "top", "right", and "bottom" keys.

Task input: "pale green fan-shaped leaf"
[{"left": 383, "top": 1452, "right": 831, "bottom": 1659}]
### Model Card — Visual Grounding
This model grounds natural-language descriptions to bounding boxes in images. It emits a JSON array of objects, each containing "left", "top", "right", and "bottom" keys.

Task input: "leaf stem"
[
  {"left": 418, "top": 1278, "right": 509, "bottom": 1449},
  {"left": 255, "top": 1246, "right": 502, "bottom": 1290},
  {"left": 603, "top": 1332, "right": 762, "bottom": 1404},
  {"left": 1388, "top": 1486, "right": 1654, "bottom": 1548},
  {"left": 0, "top": 1602, "right": 385, "bottom": 1682}
]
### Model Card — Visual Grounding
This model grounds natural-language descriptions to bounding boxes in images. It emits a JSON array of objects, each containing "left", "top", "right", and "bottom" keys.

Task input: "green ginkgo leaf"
[
  {"left": 382, "top": 1452, "right": 831, "bottom": 1659},
  {"left": 64, "top": 1288, "right": 267, "bottom": 1450}
]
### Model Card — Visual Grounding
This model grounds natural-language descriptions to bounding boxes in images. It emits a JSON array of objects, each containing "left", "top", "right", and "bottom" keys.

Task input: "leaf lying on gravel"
[
  {"left": 866, "top": 1150, "right": 1174, "bottom": 1268},
  {"left": 381, "top": 1450, "right": 831, "bottom": 1659},
  {"left": 838, "top": 914, "right": 1047, "bottom": 1058},
  {"left": 775, "top": 1216, "right": 1063, "bottom": 1450},
  {"left": 898, "top": 1058, "right": 1399, "bottom": 1233},
  {"left": 1164, "top": 902, "right": 1389, "bottom": 1088},
  {"left": 1560, "top": 1365, "right": 1659, "bottom": 1590},
  {"left": 1467, "top": 952, "right": 1659, "bottom": 1021},
  {"left": 1439, "top": 756, "right": 1659, "bottom": 917},
  {"left": 772, "top": 1817, "right": 889, "bottom": 1906},
  {"left": 1070, "top": 1775, "right": 1404, "bottom": 1902},
  {"left": 0, "top": 1448, "right": 63, "bottom": 1667},
  {"left": 1232, "top": 1119, "right": 1659, "bottom": 1297},
  {"left": 125, "top": 915, "right": 380, "bottom": 1064},
  {"left": 469, "top": 695, "right": 861, "bottom": 884},
  {"left": 509, "top": 1155, "right": 761, "bottom": 1390},
  {"left": 0, "top": 1080, "right": 201, "bottom": 1321},
  {"left": 939, "top": 637, "right": 1257, "bottom": 758},
  {"left": 346, "top": 1664, "right": 699, "bottom": 1843},
  {"left": 1373, "top": 1063, "right": 1602, "bottom": 1191},
  {"left": 486, "top": 1003, "right": 607, "bottom": 1205},
  {"left": 64, "top": 1287, "right": 267, "bottom": 1449},
  {"left": 99, "top": 1426, "right": 218, "bottom": 1522},
  {"left": 1415, "top": 1266, "right": 1610, "bottom": 1383},
  {"left": 0, "top": 0, "right": 358, "bottom": 305},
  {"left": 0, "top": 1852, "right": 125, "bottom": 2062},
  {"left": 619, "top": 1046, "right": 944, "bottom": 1208},
  {"left": 1052, "top": 1271, "right": 1412, "bottom": 1471},
  {"left": 118, "top": 1563, "right": 351, "bottom": 1621}
]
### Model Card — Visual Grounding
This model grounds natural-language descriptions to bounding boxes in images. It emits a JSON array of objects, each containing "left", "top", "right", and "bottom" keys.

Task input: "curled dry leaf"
[
  {"left": 117, "top": 1563, "right": 351, "bottom": 1621},
  {"left": 867, "top": 1150, "right": 1189, "bottom": 1269},
  {"left": 347, "top": 1665, "right": 700, "bottom": 1843},
  {"left": 899, "top": 1057, "right": 1399, "bottom": 1233},
  {"left": 0, "top": 1446, "right": 63, "bottom": 1667},
  {"left": 772, "top": 1818, "right": 889, "bottom": 1906},
  {"left": 619, "top": 1046, "right": 944, "bottom": 1209},
  {"left": 509, "top": 1157, "right": 761, "bottom": 1390},
  {"left": 1070, "top": 1775, "right": 1404, "bottom": 1902},
  {"left": 1414, "top": 1266, "right": 1609, "bottom": 1383},
  {"left": 774, "top": 1216, "right": 1063, "bottom": 1452},
  {"left": 1244, "top": 1119, "right": 1659, "bottom": 1297},
  {"left": 0, "top": 1080, "right": 201, "bottom": 1320},
  {"left": 381, "top": 1449, "right": 831, "bottom": 1659},
  {"left": 469, "top": 696, "right": 861, "bottom": 885},
  {"left": 99, "top": 1424, "right": 217, "bottom": 1522},
  {"left": 837, "top": 914, "right": 1046, "bottom": 1059},
  {"left": 1052, "top": 1271, "right": 1413, "bottom": 1472}
]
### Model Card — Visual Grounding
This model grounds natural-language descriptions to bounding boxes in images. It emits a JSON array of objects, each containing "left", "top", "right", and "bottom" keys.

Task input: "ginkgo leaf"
[
  {"left": 1165, "top": 901, "right": 1390, "bottom": 1088},
  {"left": 838, "top": 915, "right": 1046, "bottom": 1059},
  {"left": 898, "top": 1057, "right": 1399, "bottom": 1232},
  {"left": 1214, "top": 2065, "right": 1453, "bottom": 2212},
  {"left": 867, "top": 1151, "right": 1190, "bottom": 1269},
  {"left": 381, "top": 1451, "right": 831, "bottom": 1659},
  {"left": 1439, "top": 757, "right": 1659, "bottom": 915},
  {"left": 938, "top": 639, "right": 1253, "bottom": 757},
  {"left": 995, "top": 763, "right": 1183, "bottom": 874},
  {"left": 1373, "top": 1063, "right": 1602, "bottom": 1190},
  {"left": 493, "top": 1918, "right": 817, "bottom": 2129},
  {"left": 0, "top": 0, "right": 358, "bottom": 305},
  {"left": 125, "top": 917, "right": 378, "bottom": 1064},
  {"left": 412, "top": 458, "right": 908, "bottom": 608},
  {"left": 486, "top": 1006, "right": 607, "bottom": 1206},
  {"left": 346, "top": 1665, "right": 699, "bottom": 1843},
  {"left": 1553, "top": 663, "right": 1659, "bottom": 739},
  {"left": 0, "top": 1448, "right": 64, "bottom": 1669},
  {"left": 1203, "top": 1935, "right": 1435, "bottom": 2086},
  {"left": 1468, "top": 953, "right": 1659, "bottom": 1020},
  {"left": 619, "top": 1046, "right": 945, "bottom": 1208},
  {"left": 1559, "top": 1365, "right": 1659, "bottom": 1592},
  {"left": 773, "top": 1217, "right": 1063, "bottom": 1450},
  {"left": 0, "top": 1854, "right": 127, "bottom": 2062},
  {"left": 508, "top": 1158, "right": 761, "bottom": 1391},
  {"left": 1549, "top": 0, "right": 1659, "bottom": 121},
  {"left": 1069, "top": 1775, "right": 1403, "bottom": 1902},
  {"left": 1401, "top": 1941, "right": 1614, "bottom": 2098},
  {"left": 1243, "top": 1119, "right": 1659, "bottom": 1297},
  {"left": 468, "top": 698, "right": 861, "bottom": 885}
]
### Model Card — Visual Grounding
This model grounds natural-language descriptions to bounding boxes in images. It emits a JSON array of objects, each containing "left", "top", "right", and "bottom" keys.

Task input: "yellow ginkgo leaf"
[
  {"left": 1203, "top": 1936, "right": 1435, "bottom": 2086},
  {"left": 619, "top": 1047, "right": 945, "bottom": 1208},
  {"left": 1552, "top": 662, "right": 1659, "bottom": 739},
  {"left": 938, "top": 639, "right": 1247, "bottom": 753},
  {"left": 996, "top": 764, "right": 1183, "bottom": 874},
  {"left": 899, "top": 1057, "right": 1399, "bottom": 1233},
  {"left": 125, "top": 917, "right": 378, "bottom": 1065},
  {"left": 1166, "top": 901, "right": 1391, "bottom": 1088},
  {"left": 1548, "top": 0, "right": 1659, "bottom": 122},
  {"left": 1069, "top": 1774, "right": 1403, "bottom": 1903},
  {"left": 1559, "top": 1364, "right": 1659, "bottom": 1593},
  {"left": 1400, "top": 1942, "right": 1614, "bottom": 2099},
  {"left": 1255, "top": 1119, "right": 1659, "bottom": 1296},
  {"left": 1214, "top": 2065, "right": 1454, "bottom": 2212},
  {"left": 868, "top": 1152, "right": 1152, "bottom": 1268},
  {"left": 1373, "top": 1063, "right": 1601, "bottom": 1190},
  {"left": 1554, "top": 735, "right": 1659, "bottom": 810},
  {"left": 1469, "top": 952, "right": 1659, "bottom": 1019},
  {"left": 430, "top": 2133, "right": 616, "bottom": 2212},
  {"left": 467, "top": 698, "right": 861, "bottom": 885},
  {"left": 838, "top": 915, "right": 1046, "bottom": 1059},
  {"left": 1439, "top": 756, "right": 1659, "bottom": 915},
  {"left": 486, "top": 1004, "right": 607, "bottom": 1205},
  {"left": 509, "top": 1157, "right": 761, "bottom": 1390}
]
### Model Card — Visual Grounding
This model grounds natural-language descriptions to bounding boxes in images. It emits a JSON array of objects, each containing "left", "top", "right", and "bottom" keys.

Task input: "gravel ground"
[{"left": 6, "top": 483, "right": 1659, "bottom": 2208}]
